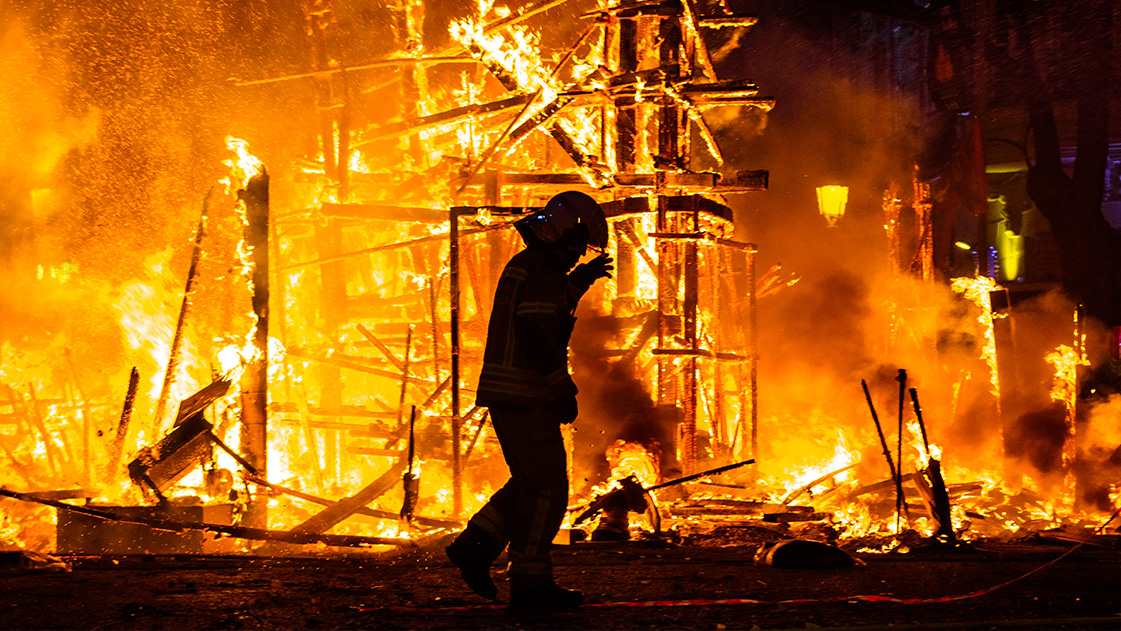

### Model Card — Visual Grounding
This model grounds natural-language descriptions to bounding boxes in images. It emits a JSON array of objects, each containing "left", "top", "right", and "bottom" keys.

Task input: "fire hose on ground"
[{"left": 368, "top": 505, "right": 1121, "bottom": 615}]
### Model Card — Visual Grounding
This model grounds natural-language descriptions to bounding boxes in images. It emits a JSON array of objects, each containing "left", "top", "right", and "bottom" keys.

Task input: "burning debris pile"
[{"left": 0, "top": 0, "right": 1117, "bottom": 560}]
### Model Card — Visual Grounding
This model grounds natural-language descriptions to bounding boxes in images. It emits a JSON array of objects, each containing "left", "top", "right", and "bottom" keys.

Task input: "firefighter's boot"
[
  {"left": 445, "top": 523, "right": 504, "bottom": 600},
  {"left": 509, "top": 578, "right": 584, "bottom": 611}
]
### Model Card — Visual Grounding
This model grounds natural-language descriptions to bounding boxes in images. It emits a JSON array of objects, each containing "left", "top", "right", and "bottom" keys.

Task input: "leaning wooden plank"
[
  {"left": 287, "top": 348, "right": 431, "bottom": 384},
  {"left": 354, "top": 323, "right": 407, "bottom": 372},
  {"left": 322, "top": 203, "right": 451, "bottom": 224},
  {"left": 245, "top": 472, "right": 459, "bottom": 529},
  {"left": 289, "top": 460, "right": 407, "bottom": 535},
  {"left": 153, "top": 208, "right": 207, "bottom": 432},
  {"left": 174, "top": 378, "right": 232, "bottom": 427},
  {"left": 0, "top": 487, "right": 413, "bottom": 548},
  {"left": 105, "top": 367, "right": 140, "bottom": 483}
]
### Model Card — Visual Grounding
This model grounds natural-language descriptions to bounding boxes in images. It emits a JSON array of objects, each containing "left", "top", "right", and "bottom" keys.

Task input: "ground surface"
[{"left": 0, "top": 538, "right": 1117, "bottom": 631}]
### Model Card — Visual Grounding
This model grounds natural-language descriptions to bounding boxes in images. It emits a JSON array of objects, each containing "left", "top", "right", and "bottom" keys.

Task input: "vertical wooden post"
[
  {"left": 304, "top": 0, "right": 346, "bottom": 485},
  {"left": 746, "top": 244, "right": 758, "bottom": 464},
  {"left": 682, "top": 226, "right": 699, "bottom": 474},
  {"left": 239, "top": 169, "right": 270, "bottom": 526},
  {"left": 449, "top": 209, "right": 462, "bottom": 517},
  {"left": 1070, "top": 304, "right": 1087, "bottom": 509},
  {"left": 306, "top": 0, "right": 337, "bottom": 180},
  {"left": 315, "top": 222, "right": 346, "bottom": 483},
  {"left": 615, "top": 9, "right": 638, "bottom": 173},
  {"left": 614, "top": 220, "right": 635, "bottom": 308},
  {"left": 882, "top": 185, "right": 903, "bottom": 278},
  {"left": 393, "top": 0, "right": 429, "bottom": 171},
  {"left": 913, "top": 167, "right": 934, "bottom": 281},
  {"left": 338, "top": 70, "right": 352, "bottom": 202}
]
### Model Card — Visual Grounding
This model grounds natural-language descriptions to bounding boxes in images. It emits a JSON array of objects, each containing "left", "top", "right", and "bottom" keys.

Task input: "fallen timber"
[
  {"left": 780, "top": 462, "right": 859, "bottom": 505},
  {"left": 573, "top": 458, "right": 757, "bottom": 526},
  {"left": 243, "top": 472, "right": 458, "bottom": 530},
  {"left": 910, "top": 387, "right": 955, "bottom": 541},
  {"left": 861, "top": 379, "right": 909, "bottom": 528},
  {"left": 152, "top": 202, "right": 208, "bottom": 434},
  {"left": 104, "top": 367, "right": 139, "bottom": 483},
  {"left": 290, "top": 461, "right": 408, "bottom": 535},
  {"left": 0, "top": 487, "right": 415, "bottom": 549}
]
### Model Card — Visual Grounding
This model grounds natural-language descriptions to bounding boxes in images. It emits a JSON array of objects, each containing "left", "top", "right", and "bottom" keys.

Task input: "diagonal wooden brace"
[{"left": 289, "top": 460, "right": 407, "bottom": 535}]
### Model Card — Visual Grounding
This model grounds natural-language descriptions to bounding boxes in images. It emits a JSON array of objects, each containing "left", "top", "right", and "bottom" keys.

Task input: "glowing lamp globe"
[{"left": 816, "top": 185, "right": 849, "bottom": 227}]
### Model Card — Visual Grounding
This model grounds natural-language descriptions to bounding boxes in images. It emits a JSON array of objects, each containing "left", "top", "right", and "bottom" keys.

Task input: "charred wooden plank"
[
  {"left": 105, "top": 367, "right": 140, "bottom": 483},
  {"left": 289, "top": 460, "right": 408, "bottom": 535},
  {"left": 352, "top": 93, "right": 531, "bottom": 146},
  {"left": 245, "top": 472, "right": 458, "bottom": 529},
  {"left": 174, "top": 378, "right": 231, "bottom": 427},
  {"left": 354, "top": 323, "right": 407, "bottom": 372},
  {"left": 321, "top": 203, "right": 450, "bottom": 224},
  {"left": 763, "top": 511, "right": 832, "bottom": 523},
  {"left": 128, "top": 414, "right": 215, "bottom": 496},
  {"left": 0, "top": 487, "right": 413, "bottom": 548}
]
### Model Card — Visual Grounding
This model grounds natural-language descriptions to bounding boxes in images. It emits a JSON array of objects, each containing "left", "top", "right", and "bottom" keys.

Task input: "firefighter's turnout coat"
[{"left": 475, "top": 246, "right": 594, "bottom": 411}]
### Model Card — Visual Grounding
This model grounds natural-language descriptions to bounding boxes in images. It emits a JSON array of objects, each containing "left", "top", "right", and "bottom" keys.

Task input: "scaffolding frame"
[{"left": 252, "top": 0, "right": 771, "bottom": 513}]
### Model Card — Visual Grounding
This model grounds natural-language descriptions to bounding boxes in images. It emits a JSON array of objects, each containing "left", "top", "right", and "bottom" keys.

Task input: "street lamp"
[{"left": 816, "top": 185, "right": 848, "bottom": 227}]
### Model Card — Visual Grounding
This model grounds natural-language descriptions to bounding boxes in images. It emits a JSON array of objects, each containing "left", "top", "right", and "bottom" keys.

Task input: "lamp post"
[{"left": 816, "top": 185, "right": 848, "bottom": 227}]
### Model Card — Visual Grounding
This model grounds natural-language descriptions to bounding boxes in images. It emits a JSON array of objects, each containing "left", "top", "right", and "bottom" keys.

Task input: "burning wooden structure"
[
  {"left": 242, "top": 0, "right": 774, "bottom": 519},
  {"left": 1, "top": 0, "right": 1117, "bottom": 556}
]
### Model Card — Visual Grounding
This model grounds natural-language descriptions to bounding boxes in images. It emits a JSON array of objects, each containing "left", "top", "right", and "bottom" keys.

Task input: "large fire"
[{"left": 0, "top": 0, "right": 1116, "bottom": 556}]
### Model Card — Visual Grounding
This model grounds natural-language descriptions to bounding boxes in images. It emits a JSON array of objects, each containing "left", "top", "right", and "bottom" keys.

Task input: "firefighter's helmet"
[{"left": 515, "top": 191, "right": 608, "bottom": 250}]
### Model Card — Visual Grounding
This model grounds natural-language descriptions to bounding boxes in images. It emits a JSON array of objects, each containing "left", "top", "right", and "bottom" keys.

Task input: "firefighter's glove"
[
  {"left": 558, "top": 395, "right": 578, "bottom": 424},
  {"left": 570, "top": 254, "right": 614, "bottom": 287}
]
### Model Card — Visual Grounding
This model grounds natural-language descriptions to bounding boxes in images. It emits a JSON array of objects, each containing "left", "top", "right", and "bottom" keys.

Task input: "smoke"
[
  {"left": 1005, "top": 402, "right": 1067, "bottom": 482},
  {"left": 0, "top": 0, "right": 1111, "bottom": 526},
  {"left": 568, "top": 306, "right": 672, "bottom": 495},
  {"left": 0, "top": 1, "right": 307, "bottom": 401},
  {"left": 0, "top": 18, "right": 100, "bottom": 175},
  {"left": 700, "top": 4, "right": 1120, "bottom": 510},
  {"left": 1076, "top": 394, "right": 1121, "bottom": 511}
]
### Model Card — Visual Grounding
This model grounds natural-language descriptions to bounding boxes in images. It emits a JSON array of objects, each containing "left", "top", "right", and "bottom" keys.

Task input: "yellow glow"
[
  {"left": 1045, "top": 344, "right": 1088, "bottom": 408},
  {"left": 816, "top": 185, "right": 848, "bottom": 227},
  {"left": 222, "top": 136, "right": 263, "bottom": 193},
  {"left": 951, "top": 276, "right": 1001, "bottom": 399},
  {"left": 997, "top": 229, "right": 1024, "bottom": 280}
]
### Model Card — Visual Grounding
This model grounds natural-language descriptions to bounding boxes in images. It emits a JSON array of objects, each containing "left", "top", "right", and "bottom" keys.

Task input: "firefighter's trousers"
[{"left": 468, "top": 403, "right": 568, "bottom": 583}]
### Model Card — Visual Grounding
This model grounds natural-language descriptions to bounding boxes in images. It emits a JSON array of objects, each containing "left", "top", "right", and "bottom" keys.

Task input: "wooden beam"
[
  {"left": 289, "top": 460, "right": 407, "bottom": 535},
  {"left": 245, "top": 472, "right": 458, "bottom": 529},
  {"left": 352, "top": 94, "right": 533, "bottom": 147},
  {"left": 354, "top": 323, "right": 407, "bottom": 372},
  {"left": 321, "top": 203, "right": 450, "bottom": 224},
  {"left": 0, "top": 487, "right": 413, "bottom": 548}
]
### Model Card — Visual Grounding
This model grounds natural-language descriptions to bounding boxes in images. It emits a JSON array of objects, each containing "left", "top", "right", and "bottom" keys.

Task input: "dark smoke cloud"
[
  {"left": 569, "top": 306, "right": 672, "bottom": 494},
  {"left": 1005, "top": 402, "right": 1068, "bottom": 478}
]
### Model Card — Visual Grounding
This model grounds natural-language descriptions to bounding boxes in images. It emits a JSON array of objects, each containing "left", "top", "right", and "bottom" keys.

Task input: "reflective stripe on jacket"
[{"left": 476, "top": 246, "right": 588, "bottom": 407}]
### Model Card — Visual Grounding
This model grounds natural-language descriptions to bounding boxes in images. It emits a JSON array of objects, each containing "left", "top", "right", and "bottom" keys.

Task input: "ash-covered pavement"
[{"left": 0, "top": 538, "right": 1117, "bottom": 630}]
